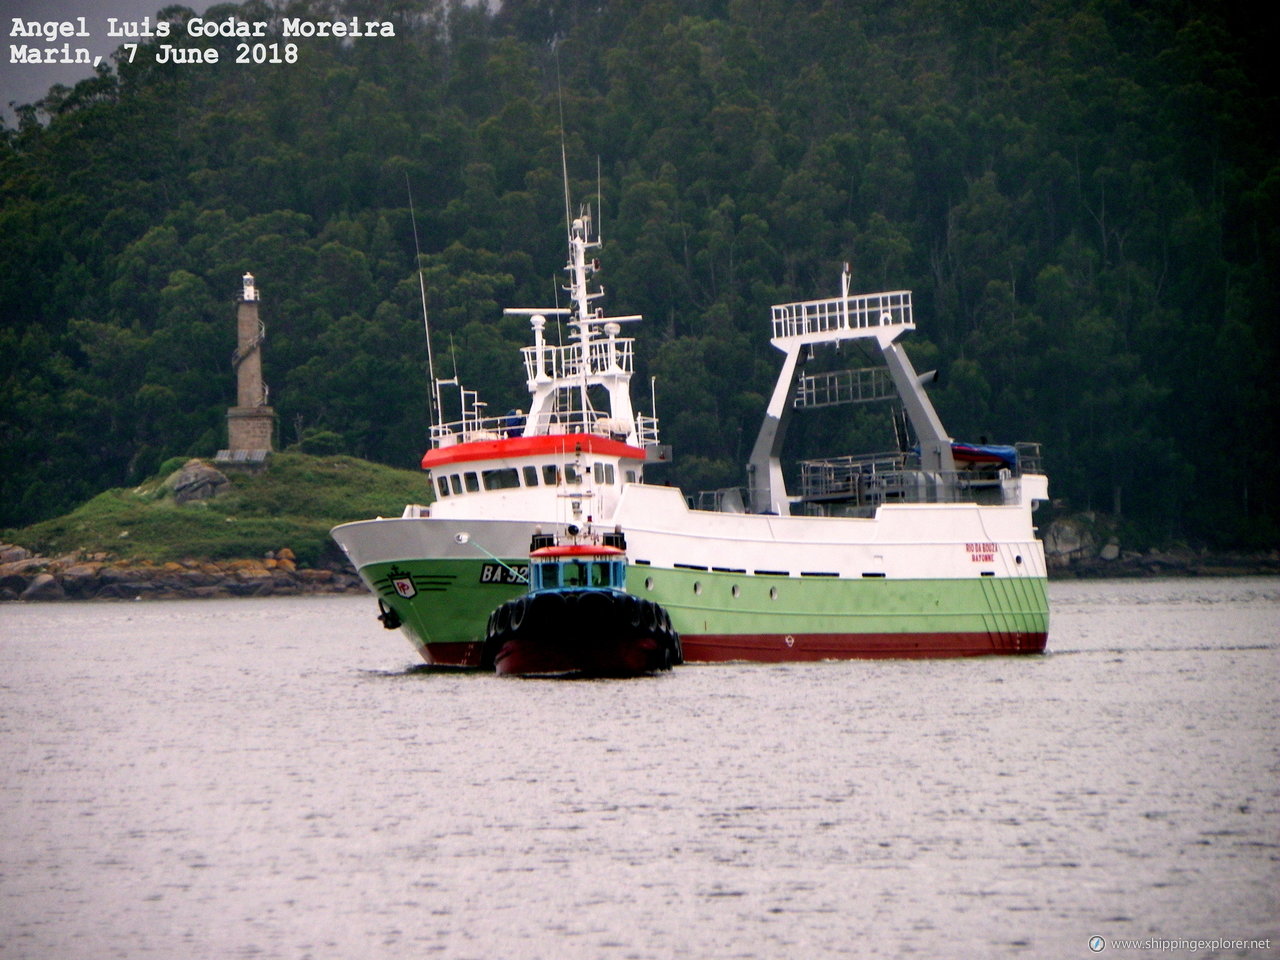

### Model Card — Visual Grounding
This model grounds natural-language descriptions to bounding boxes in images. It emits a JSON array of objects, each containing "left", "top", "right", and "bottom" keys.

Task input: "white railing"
[
  {"left": 429, "top": 410, "right": 660, "bottom": 449},
  {"left": 797, "top": 443, "right": 1044, "bottom": 508},
  {"left": 771, "top": 290, "right": 913, "bottom": 341},
  {"left": 794, "top": 366, "right": 897, "bottom": 408},
  {"left": 522, "top": 337, "right": 635, "bottom": 383},
  {"left": 634, "top": 414, "right": 660, "bottom": 447}
]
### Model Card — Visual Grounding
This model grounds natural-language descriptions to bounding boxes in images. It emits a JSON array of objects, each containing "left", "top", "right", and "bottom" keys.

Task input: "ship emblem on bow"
[{"left": 388, "top": 567, "right": 417, "bottom": 599}]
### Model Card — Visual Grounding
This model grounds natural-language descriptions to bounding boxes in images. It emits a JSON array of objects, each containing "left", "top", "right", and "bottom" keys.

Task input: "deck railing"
[
  {"left": 429, "top": 410, "right": 659, "bottom": 449},
  {"left": 796, "top": 443, "right": 1045, "bottom": 510},
  {"left": 522, "top": 337, "right": 635, "bottom": 383},
  {"left": 771, "top": 290, "right": 913, "bottom": 341},
  {"left": 794, "top": 366, "right": 898, "bottom": 408}
]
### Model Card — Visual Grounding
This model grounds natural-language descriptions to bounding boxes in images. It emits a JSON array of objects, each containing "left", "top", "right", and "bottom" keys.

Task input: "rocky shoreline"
[
  {"left": 1040, "top": 514, "right": 1279, "bottom": 579},
  {"left": 1047, "top": 548, "right": 1280, "bottom": 579},
  {"left": 0, "top": 543, "right": 368, "bottom": 603}
]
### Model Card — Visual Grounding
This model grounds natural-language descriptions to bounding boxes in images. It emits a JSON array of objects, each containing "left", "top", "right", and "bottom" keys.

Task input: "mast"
[
  {"left": 505, "top": 199, "right": 644, "bottom": 444},
  {"left": 424, "top": 141, "right": 656, "bottom": 451},
  {"left": 568, "top": 209, "right": 599, "bottom": 427}
]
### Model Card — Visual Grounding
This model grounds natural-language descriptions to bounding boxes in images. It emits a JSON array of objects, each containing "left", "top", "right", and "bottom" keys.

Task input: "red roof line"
[
  {"left": 421, "top": 433, "right": 646, "bottom": 470},
  {"left": 530, "top": 544, "right": 626, "bottom": 558}
]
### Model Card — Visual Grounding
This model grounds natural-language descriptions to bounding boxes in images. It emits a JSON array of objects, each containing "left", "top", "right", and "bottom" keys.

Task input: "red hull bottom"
[
  {"left": 682, "top": 631, "right": 1048, "bottom": 662},
  {"left": 494, "top": 636, "right": 662, "bottom": 678},
  {"left": 415, "top": 632, "right": 1045, "bottom": 667},
  {"left": 417, "top": 641, "right": 485, "bottom": 668}
]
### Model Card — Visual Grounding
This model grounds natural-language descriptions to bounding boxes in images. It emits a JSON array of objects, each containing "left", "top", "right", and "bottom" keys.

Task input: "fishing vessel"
[
  {"left": 332, "top": 211, "right": 1049, "bottom": 665},
  {"left": 483, "top": 526, "right": 681, "bottom": 677}
]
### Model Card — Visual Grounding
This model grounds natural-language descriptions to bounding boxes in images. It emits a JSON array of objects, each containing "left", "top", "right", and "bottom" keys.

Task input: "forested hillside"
[{"left": 2, "top": 0, "right": 1276, "bottom": 548}]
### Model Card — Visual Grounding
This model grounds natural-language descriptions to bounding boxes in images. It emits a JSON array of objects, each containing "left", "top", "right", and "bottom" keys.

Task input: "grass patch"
[{"left": 3, "top": 452, "right": 431, "bottom": 567}]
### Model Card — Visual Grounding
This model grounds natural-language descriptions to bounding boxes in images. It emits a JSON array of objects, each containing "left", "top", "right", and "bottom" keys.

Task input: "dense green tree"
[{"left": 1, "top": 0, "right": 1274, "bottom": 548}]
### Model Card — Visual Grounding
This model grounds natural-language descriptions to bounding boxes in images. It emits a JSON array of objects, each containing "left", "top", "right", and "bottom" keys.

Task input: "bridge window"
[
  {"left": 593, "top": 462, "right": 616, "bottom": 484},
  {"left": 608, "top": 561, "right": 626, "bottom": 588},
  {"left": 542, "top": 464, "right": 558, "bottom": 484},
  {"left": 436, "top": 477, "right": 450, "bottom": 498},
  {"left": 449, "top": 475, "right": 463, "bottom": 495},
  {"left": 482, "top": 467, "right": 520, "bottom": 490},
  {"left": 564, "top": 464, "right": 582, "bottom": 484},
  {"left": 522, "top": 466, "right": 539, "bottom": 486},
  {"left": 561, "top": 562, "right": 587, "bottom": 587},
  {"left": 464, "top": 472, "right": 479, "bottom": 493}
]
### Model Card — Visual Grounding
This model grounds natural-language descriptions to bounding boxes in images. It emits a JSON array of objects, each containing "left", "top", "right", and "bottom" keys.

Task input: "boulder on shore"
[
  {"left": 167, "top": 459, "right": 230, "bottom": 503},
  {"left": 1043, "top": 516, "right": 1099, "bottom": 567},
  {"left": 20, "top": 573, "right": 66, "bottom": 601}
]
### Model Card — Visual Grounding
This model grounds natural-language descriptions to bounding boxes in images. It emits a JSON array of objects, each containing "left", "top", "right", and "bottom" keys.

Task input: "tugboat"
[{"left": 483, "top": 525, "right": 682, "bottom": 677}]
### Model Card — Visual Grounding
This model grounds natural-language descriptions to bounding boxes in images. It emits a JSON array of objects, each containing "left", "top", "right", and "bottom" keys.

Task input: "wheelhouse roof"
[
  {"left": 421, "top": 434, "right": 646, "bottom": 470},
  {"left": 530, "top": 544, "right": 626, "bottom": 559}
]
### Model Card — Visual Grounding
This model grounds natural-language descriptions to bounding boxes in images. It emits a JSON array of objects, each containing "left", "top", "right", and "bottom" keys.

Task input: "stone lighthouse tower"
[{"left": 225, "top": 272, "right": 276, "bottom": 454}]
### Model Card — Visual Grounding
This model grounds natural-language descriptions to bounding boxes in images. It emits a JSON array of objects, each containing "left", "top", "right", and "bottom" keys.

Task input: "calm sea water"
[{"left": 2, "top": 579, "right": 1277, "bottom": 960}]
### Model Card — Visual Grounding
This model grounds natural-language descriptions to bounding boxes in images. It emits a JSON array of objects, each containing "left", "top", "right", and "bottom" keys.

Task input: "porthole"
[
  {"left": 731, "top": 584, "right": 740, "bottom": 599},
  {"left": 693, "top": 581, "right": 703, "bottom": 595},
  {"left": 645, "top": 577, "right": 654, "bottom": 591},
  {"left": 769, "top": 586, "right": 778, "bottom": 601}
]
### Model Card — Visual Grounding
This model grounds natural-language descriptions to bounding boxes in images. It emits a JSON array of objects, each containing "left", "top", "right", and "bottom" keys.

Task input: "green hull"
[
  {"left": 360, "top": 557, "right": 1048, "bottom": 665},
  {"left": 632, "top": 565, "right": 1047, "bottom": 659},
  {"left": 363, "top": 558, "right": 526, "bottom": 665}
]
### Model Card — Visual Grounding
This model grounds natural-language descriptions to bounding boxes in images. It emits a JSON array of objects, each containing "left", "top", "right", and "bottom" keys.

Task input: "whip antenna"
[
  {"left": 407, "top": 174, "right": 439, "bottom": 430},
  {"left": 555, "top": 49, "right": 572, "bottom": 243}
]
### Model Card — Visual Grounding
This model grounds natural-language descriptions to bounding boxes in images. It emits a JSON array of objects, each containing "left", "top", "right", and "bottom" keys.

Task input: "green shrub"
[
  {"left": 3, "top": 452, "right": 431, "bottom": 566},
  {"left": 295, "top": 429, "right": 346, "bottom": 456}
]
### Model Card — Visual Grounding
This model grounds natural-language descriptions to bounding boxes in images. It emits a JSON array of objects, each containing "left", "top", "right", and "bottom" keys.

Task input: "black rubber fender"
[
  {"left": 510, "top": 596, "right": 528, "bottom": 631},
  {"left": 627, "top": 594, "right": 644, "bottom": 628}
]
